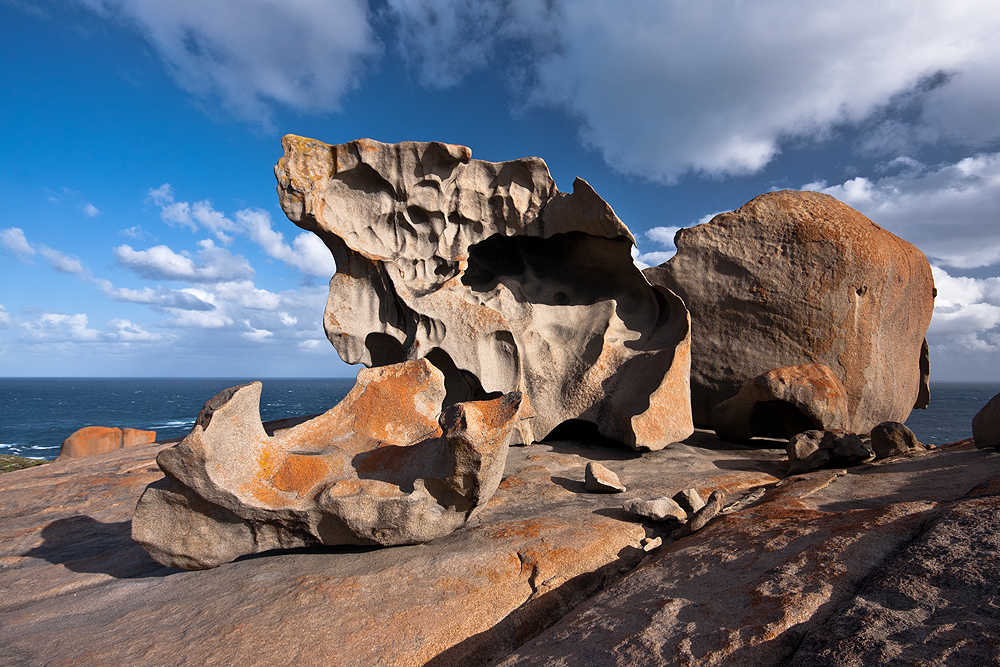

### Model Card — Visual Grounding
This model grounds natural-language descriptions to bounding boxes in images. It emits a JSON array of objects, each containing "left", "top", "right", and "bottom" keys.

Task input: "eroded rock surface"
[
  {"left": 274, "top": 135, "right": 693, "bottom": 451},
  {"left": 0, "top": 429, "right": 784, "bottom": 667},
  {"left": 711, "top": 363, "right": 851, "bottom": 441},
  {"left": 500, "top": 442, "right": 1000, "bottom": 667},
  {"left": 132, "top": 360, "right": 523, "bottom": 569},
  {"left": 644, "top": 190, "right": 934, "bottom": 433},
  {"left": 56, "top": 426, "right": 156, "bottom": 461},
  {"left": 870, "top": 421, "right": 927, "bottom": 459}
]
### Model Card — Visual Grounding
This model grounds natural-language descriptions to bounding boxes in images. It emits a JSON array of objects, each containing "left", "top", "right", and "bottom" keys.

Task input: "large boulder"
[
  {"left": 132, "top": 359, "right": 524, "bottom": 570},
  {"left": 274, "top": 136, "right": 693, "bottom": 451},
  {"left": 711, "top": 363, "right": 851, "bottom": 441},
  {"left": 56, "top": 426, "right": 156, "bottom": 461},
  {"left": 973, "top": 392, "right": 1000, "bottom": 449},
  {"left": 644, "top": 190, "right": 934, "bottom": 434}
]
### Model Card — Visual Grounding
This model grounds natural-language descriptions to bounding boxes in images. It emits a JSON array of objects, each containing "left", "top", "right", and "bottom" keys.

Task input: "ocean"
[{"left": 1, "top": 378, "right": 997, "bottom": 460}]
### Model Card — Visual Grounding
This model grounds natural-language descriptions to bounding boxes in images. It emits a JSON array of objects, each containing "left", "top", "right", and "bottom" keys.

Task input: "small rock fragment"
[
  {"left": 641, "top": 536, "right": 663, "bottom": 552},
  {"left": 671, "top": 490, "right": 725, "bottom": 540},
  {"left": 870, "top": 421, "right": 926, "bottom": 459},
  {"left": 672, "top": 488, "right": 705, "bottom": 515},
  {"left": 973, "top": 392, "right": 1000, "bottom": 450},
  {"left": 585, "top": 462, "right": 625, "bottom": 493},
  {"left": 623, "top": 497, "right": 687, "bottom": 523}
]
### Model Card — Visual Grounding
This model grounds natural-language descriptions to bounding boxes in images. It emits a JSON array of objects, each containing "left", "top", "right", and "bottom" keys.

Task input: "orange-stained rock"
[
  {"left": 56, "top": 426, "right": 123, "bottom": 461},
  {"left": 500, "top": 443, "right": 1000, "bottom": 667},
  {"left": 275, "top": 135, "right": 693, "bottom": 450},
  {"left": 132, "top": 359, "right": 526, "bottom": 569},
  {"left": 56, "top": 426, "right": 158, "bottom": 461},
  {"left": 121, "top": 428, "right": 156, "bottom": 448},
  {"left": 711, "top": 363, "right": 851, "bottom": 441},
  {"left": 645, "top": 190, "right": 935, "bottom": 433}
]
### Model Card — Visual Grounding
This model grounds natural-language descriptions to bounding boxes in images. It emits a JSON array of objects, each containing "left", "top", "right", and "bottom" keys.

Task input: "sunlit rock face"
[
  {"left": 132, "top": 360, "right": 524, "bottom": 570},
  {"left": 275, "top": 135, "right": 693, "bottom": 450},
  {"left": 645, "top": 190, "right": 934, "bottom": 435}
]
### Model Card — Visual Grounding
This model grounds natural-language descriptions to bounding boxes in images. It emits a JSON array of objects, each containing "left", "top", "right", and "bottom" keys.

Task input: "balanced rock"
[
  {"left": 132, "top": 359, "right": 523, "bottom": 570},
  {"left": 644, "top": 190, "right": 934, "bottom": 433},
  {"left": 711, "top": 363, "right": 851, "bottom": 441},
  {"left": 973, "top": 392, "right": 1000, "bottom": 450},
  {"left": 275, "top": 135, "right": 693, "bottom": 451},
  {"left": 787, "top": 430, "right": 873, "bottom": 475},
  {"left": 870, "top": 421, "right": 927, "bottom": 459},
  {"left": 56, "top": 426, "right": 156, "bottom": 461},
  {"left": 585, "top": 461, "right": 626, "bottom": 493}
]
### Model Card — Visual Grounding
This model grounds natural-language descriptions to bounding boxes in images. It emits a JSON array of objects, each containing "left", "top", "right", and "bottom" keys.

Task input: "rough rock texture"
[
  {"left": 870, "top": 421, "right": 926, "bottom": 459},
  {"left": 974, "top": 391, "right": 1000, "bottom": 449},
  {"left": 584, "top": 461, "right": 625, "bottom": 493},
  {"left": 274, "top": 135, "right": 693, "bottom": 451},
  {"left": 622, "top": 497, "right": 687, "bottom": 523},
  {"left": 56, "top": 426, "right": 156, "bottom": 461},
  {"left": 672, "top": 488, "right": 705, "bottom": 515},
  {"left": 787, "top": 429, "right": 874, "bottom": 475},
  {"left": 132, "top": 359, "right": 524, "bottom": 569},
  {"left": 644, "top": 190, "right": 935, "bottom": 433},
  {"left": 500, "top": 441, "right": 1000, "bottom": 667},
  {"left": 711, "top": 363, "right": 851, "bottom": 441},
  {"left": 0, "top": 429, "right": 784, "bottom": 667}
]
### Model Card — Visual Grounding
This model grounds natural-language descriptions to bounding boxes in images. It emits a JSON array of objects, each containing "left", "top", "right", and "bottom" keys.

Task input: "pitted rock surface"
[
  {"left": 274, "top": 135, "right": 693, "bottom": 451},
  {"left": 645, "top": 190, "right": 934, "bottom": 433},
  {"left": 132, "top": 359, "right": 524, "bottom": 569}
]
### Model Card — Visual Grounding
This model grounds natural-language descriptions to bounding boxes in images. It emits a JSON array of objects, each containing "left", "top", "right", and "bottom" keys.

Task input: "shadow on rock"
[
  {"left": 424, "top": 543, "right": 645, "bottom": 667},
  {"left": 25, "top": 515, "right": 176, "bottom": 579},
  {"left": 550, "top": 476, "right": 588, "bottom": 494}
]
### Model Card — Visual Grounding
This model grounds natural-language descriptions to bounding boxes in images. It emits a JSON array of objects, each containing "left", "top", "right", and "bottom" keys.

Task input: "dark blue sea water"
[
  {"left": 0, "top": 377, "right": 357, "bottom": 460},
  {"left": 1, "top": 379, "right": 996, "bottom": 461}
]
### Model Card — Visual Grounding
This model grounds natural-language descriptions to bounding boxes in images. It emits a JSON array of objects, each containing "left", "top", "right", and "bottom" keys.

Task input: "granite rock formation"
[
  {"left": 870, "top": 421, "right": 927, "bottom": 459},
  {"left": 274, "top": 135, "right": 693, "bottom": 451},
  {"left": 973, "top": 391, "right": 1000, "bottom": 449},
  {"left": 786, "top": 429, "right": 874, "bottom": 475},
  {"left": 711, "top": 363, "right": 851, "bottom": 442},
  {"left": 132, "top": 359, "right": 523, "bottom": 570},
  {"left": 644, "top": 190, "right": 934, "bottom": 433},
  {"left": 56, "top": 426, "right": 156, "bottom": 461}
]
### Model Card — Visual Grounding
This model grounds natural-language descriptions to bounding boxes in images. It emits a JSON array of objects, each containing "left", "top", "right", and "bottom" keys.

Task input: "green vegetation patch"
[{"left": 0, "top": 454, "right": 50, "bottom": 474}]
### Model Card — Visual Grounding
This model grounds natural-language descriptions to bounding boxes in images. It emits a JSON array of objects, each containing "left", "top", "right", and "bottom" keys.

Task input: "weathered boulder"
[
  {"left": 672, "top": 488, "right": 705, "bottom": 515},
  {"left": 973, "top": 391, "right": 1000, "bottom": 449},
  {"left": 870, "top": 421, "right": 927, "bottom": 459},
  {"left": 711, "top": 363, "right": 851, "bottom": 441},
  {"left": 274, "top": 135, "right": 693, "bottom": 451},
  {"left": 132, "top": 359, "right": 524, "bottom": 570},
  {"left": 787, "top": 429, "right": 874, "bottom": 475},
  {"left": 56, "top": 426, "right": 156, "bottom": 461},
  {"left": 644, "top": 190, "right": 934, "bottom": 433}
]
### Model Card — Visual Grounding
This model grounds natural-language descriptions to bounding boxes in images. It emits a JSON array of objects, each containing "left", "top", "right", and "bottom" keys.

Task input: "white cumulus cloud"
[
  {"left": 389, "top": 0, "right": 1000, "bottom": 182},
  {"left": 1, "top": 227, "right": 36, "bottom": 259},
  {"left": 21, "top": 312, "right": 101, "bottom": 342},
  {"left": 803, "top": 151, "right": 1000, "bottom": 270},
  {"left": 72, "top": 0, "right": 380, "bottom": 126},
  {"left": 114, "top": 239, "right": 255, "bottom": 282}
]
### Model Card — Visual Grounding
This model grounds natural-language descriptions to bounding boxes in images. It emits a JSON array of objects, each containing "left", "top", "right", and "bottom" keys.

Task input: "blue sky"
[{"left": 1, "top": 0, "right": 999, "bottom": 379}]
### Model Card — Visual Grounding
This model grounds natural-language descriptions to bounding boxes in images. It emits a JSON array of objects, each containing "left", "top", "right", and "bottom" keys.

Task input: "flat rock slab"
[
  {"left": 500, "top": 442, "right": 1000, "bottom": 667},
  {"left": 0, "top": 431, "right": 783, "bottom": 667}
]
